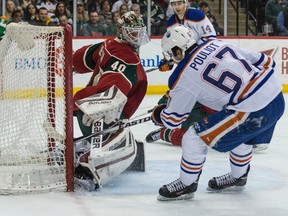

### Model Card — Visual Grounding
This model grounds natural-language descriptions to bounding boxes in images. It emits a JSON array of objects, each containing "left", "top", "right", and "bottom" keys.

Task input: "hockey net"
[{"left": 0, "top": 23, "right": 74, "bottom": 194}]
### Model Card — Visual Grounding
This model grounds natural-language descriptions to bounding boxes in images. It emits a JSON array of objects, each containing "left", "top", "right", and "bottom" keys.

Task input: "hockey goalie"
[{"left": 72, "top": 11, "right": 150, "bottom": 191}]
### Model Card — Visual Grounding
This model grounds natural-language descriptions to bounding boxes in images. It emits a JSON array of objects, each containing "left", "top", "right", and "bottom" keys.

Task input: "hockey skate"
[
  {"left": 157, "top": 174, "right": 201, "bottom": 201},
  {"left": 74, "top": 173, "right": 99, "bottom": 192},
  {"left": 145, "top": 128, "right": 162, "bottom": 143},
  {"left": 253, "top": 144, "right": 268, "bottom": 152},
  {"left": 207, "top": 165, "right": 250, "bottom": 192}
]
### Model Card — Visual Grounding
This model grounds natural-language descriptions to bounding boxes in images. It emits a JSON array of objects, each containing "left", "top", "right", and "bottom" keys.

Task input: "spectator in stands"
[
  {"left": 5, "top": 0, "right": 18, "bottom": 21},
  {"left": 207, "top": 14, "right": 224, "bottom": 36},
  {"left": 58, "top": 13, "right": 71, "bottom": 26},
  {"left": 18, "top": 0, "right": 33, "bottom": 10},
  {"left": 106, "top": 10, "right": 120, "bottom": 35},
  {"left": 11, "top": 0, "right": 20, "bottom": 6},
  {"left": 130, "top": 3, "right": 142, "bottom": 17},
  {"left": 76, "top": 0, "right": 89, "bottom": 36},
  {"left": 277, "top": 2, "right": 288, "bottom": 35},
  {"left": 50, "top": 1, "right": 73, "bottom": 25},
  {"left": 8, "top": 8, "right": 24, "bottom": 23},
  {"left": 99, "top": 0, "right": 113, "bottom": 28},
  {"left": 119, "top": 3, "right": 129, "bottom": 16},
  {"left": 190, "top": 0, "right": 202, "bottom": 9},
  {"left": 139, "top": 0, "right": 165, "bottom": 35},
  {"left": 23, "top": 3, "right": 38, "bottom": 22},
  {"left": 265, "top": 0, "right": 285, "bottom": 35},
  {"left": 37, "top": 0, "right": 57, "bottom": 17},
  {"left": 30, "top": 7, "right": 54, "bottom": 26},
  {"left": 112, "top": 0, "right": 132, "bottom": 13},
  {"left": 83, "top": 10, "right": 107, "bottom": 36},
  {"left": 87, "top": 0, "right": 102, "bottom": 13},
  {"left": 199, "top": 1, "right": 211, "bottom": 16},
  {"left": 64, "top": 0, "right": 75, "bottom": 13}
]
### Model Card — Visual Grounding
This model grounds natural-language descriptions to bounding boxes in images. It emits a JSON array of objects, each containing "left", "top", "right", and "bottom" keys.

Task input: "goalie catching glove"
[{"left": 75, "top": 85, "right": 127, "bottom": 125}]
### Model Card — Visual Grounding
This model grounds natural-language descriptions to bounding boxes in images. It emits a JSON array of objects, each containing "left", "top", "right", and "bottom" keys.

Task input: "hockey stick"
[
  {"left": 145, "top": 67, "right": 158, "bottom": 73},
  {"left": 44, "top": 115, "right": 152, "bottom": 143},
  {"left": 74, "top": 116, "right": 151, "bottom": 142},
  {"left": 130, "top": 108, "right": 153, "bottom": 120}
]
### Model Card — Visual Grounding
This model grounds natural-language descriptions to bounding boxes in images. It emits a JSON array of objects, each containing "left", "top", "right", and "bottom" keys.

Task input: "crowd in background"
[{"left": 0, "top": 0, "right": 288, "bottom": 36}]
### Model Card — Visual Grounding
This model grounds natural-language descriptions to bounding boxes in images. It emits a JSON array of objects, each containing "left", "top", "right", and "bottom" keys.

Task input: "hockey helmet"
[
  {"left": 161, "top": 25, "right": 196, "bottom": 63},
  {"left": 169, "top": 0, "right": 188, "bottom": 6}
]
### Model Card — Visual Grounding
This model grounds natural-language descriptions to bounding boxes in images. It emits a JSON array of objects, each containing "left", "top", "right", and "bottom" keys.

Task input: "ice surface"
[{"left": 0, "top": 95, "right": 287, "bottom": 216}]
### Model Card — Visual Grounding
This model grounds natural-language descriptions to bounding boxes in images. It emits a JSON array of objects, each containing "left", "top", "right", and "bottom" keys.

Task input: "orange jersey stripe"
[
  {"left": 237, "top": 56, "right": 271, "bottom": 101},
  {"left": 199, "top": 112, "right": 248, "bottom": 146}
]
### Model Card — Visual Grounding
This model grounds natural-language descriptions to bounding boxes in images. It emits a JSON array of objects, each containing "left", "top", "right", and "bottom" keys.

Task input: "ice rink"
[{"left": 0, "top": 94, "right": 287, "bottom": 216}]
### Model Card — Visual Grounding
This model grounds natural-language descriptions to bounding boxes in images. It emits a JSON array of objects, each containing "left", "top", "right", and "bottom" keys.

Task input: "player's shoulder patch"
[
  {"left": 104, "top": 39, "right": 140, "bottom": 65},
  {"left": 185, "top": 8, "right": 205, "bottom": 21}
]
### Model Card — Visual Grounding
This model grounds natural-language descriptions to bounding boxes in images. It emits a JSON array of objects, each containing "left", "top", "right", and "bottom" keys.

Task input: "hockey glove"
[
  {"left": 160, "top": 128, "right": 186, "bottom": 146},
  {"left": 157, "top": 90, "right": 170, "bottom": 105},
  {"left": 158, "top": 59, "right": 174, "bottom": 72},
  {"left": 151, "top": 104, "right": 166, "bottom": 126}
]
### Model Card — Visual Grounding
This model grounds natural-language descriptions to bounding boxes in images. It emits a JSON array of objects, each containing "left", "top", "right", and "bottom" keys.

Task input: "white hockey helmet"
[
  {"left": 117, "top": 11, "right": 149, "bottom": 49},
  {"left": 161, "top": 25, "right": 196, "bottom": 63},
  {"left": 169, "top": 0, "right": 188, "bottom": 6}
]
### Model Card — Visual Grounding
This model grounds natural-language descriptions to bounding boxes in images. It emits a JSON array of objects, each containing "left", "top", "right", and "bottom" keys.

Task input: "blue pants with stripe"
[{"left": 193, "top": 93, "right": 285, "bottom": 152}]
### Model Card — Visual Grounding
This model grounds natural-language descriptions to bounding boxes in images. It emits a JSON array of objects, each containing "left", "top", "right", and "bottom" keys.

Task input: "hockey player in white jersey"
[
  {"left": 158, "top": 0, "right": 216, "bottom": 72},
  {"left": 152, "top": 25, "right": 285, "bottom": 201}
]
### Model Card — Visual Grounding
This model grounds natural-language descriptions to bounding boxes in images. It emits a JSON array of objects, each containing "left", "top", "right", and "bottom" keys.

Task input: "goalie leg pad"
[{"left": 76, "top": 128, "right": 138, "bottom": 186}]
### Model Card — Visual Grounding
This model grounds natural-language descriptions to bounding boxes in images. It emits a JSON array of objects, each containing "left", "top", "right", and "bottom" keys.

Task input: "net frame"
[{"left": 0, "top": 23, "right": 74, "bottom": 194}]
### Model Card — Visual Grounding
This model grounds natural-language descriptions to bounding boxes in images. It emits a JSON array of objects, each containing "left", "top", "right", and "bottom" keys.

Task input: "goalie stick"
[
  {"left": 130, "top": 108, "right": 153, "bottom": 120},
  {"left": 74, "top": 116, "right": 151, "bottom": 142},
  {"left": 43, "top": 115, "right": 152, "bottom": 143}
]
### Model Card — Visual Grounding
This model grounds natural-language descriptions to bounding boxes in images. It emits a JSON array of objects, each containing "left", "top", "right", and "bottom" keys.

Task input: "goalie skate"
[
  {"left": 145, "top": 128, "right": 162, "bottom": 143},
  {"left": 157, "top": 176, "right": 200, "bottom": 201},
  {"left": 207, "top": 165, "right": 250, "bottom": 192},
  {"left": 74, "top": 166, "right": 99, "bottom": 191}
]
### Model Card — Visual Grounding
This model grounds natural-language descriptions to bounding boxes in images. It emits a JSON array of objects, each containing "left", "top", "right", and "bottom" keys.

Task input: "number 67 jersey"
[{"left": 165, "top": 40, "right": 282, "bottom": 128}]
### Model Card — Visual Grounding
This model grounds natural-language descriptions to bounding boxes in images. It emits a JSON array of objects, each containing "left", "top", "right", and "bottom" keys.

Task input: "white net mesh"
[{"left": 0, "top": 23, "right": 70, "bottom": 194}]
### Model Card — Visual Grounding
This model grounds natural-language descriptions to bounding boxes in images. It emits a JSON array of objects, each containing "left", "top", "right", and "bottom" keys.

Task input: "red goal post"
[{"left": 0, "top": 23, "right": 74, "bottom": 194}]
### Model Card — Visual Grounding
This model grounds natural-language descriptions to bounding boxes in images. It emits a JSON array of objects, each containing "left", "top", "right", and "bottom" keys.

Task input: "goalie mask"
[
  {"left": 117, "top": 11, "right": 150, "bottom": 51},
  {"left": 161, "top": 25, "right": 196, "bottom": 63}
]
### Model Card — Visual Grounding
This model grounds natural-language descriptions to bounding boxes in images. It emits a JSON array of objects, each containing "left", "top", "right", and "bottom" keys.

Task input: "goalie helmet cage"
[{"left": 0, "top": 23, "right": 74, "bottom": 194}]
